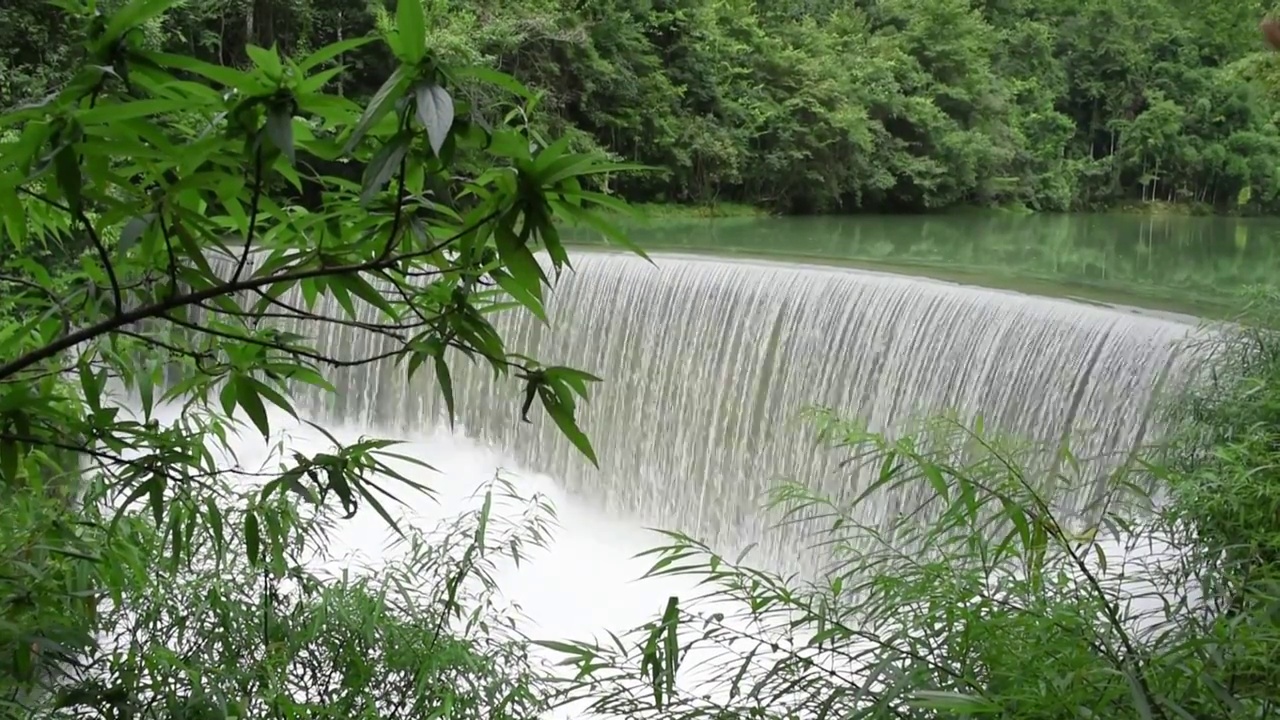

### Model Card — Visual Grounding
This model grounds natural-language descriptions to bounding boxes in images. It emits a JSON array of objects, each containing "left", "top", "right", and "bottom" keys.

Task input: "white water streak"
[{"left": 235, "top": 251, "right": 1196, "bottom": 566}]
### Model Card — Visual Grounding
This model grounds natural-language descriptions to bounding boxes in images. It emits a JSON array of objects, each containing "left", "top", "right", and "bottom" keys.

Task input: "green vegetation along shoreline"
[{"left": 8, "top": 0, "right": 1280, "bottom": 215}]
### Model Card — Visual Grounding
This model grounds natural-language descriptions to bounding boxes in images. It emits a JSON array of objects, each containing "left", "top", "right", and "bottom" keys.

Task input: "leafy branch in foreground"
[
  {"left": 544, "top": 412, "right": 1275, "bottom": 720},
  {"left": 0, "top": 0, "right": 643, "bottom": 565},
  {"left": 0, "top": 0, "right": 646, "bottom": 712},
  {"left": 6, "top": 425, "right": 559, "bottom": 719}
]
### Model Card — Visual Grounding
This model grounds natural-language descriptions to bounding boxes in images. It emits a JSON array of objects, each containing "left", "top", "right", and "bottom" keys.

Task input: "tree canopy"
[{"left": 5, "top": 0, "right": 1280, "bottom": 214}]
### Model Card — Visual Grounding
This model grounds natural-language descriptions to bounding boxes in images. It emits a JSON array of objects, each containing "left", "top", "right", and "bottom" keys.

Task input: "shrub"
[{"left": 548, "top": 409, "right": 1278, "bottom": 719}]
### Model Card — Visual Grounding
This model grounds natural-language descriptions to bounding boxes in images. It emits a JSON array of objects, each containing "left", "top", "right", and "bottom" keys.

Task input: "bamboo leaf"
[
  {"left": 908, "top": 691, "right": 1000, "bottom": 713},
  {"left": 145, "top": 51, "right": 258, "bottom": 90},
  {"left": 539, "top": 386, "right": 597, "bottom": 466},
  {"left": 53, "top": 144, "right": 82, "bottom": 214},
  {"left": 435, "top": 353, "right": 455, "bottom": 429},
  {"left": 451, "top": 66, "right": 533, "bottom": 99},
  {"left": 244, "top": 509, "right": 261, "bottom": 566},
  {"left": 490, "top": 267, "right": 547, "bottom": 323},
  {"left": 495, "top": 225, "right": 546, "bottom": 300},
  {"left": 360, "top": 132, "right": 410, "bottom": 205},
  {"left": 103, "top": 0, "right": 178, "bottom": 45},
  {"left": 344, "top": 66, "right": 409, "bottom": 154},
  {"left": 245, "top": 44, "right": 284, "bottom": 79},
  {"left": 397, "top": 0, "right": 426, "bottom": 63},
  {"left": 414, "top": 83, "right": 455, "bottom": 157},
  {"left": 233, "top": 375, "right": 271, "bottom": 438},
  {"left": 265, "top": 105, "right": 296, "bottom": 166},
  {"left": 77, "top": 99, "right": 194, "bottom": 125},
  {"left": 297, "top": 37, "right": 375, "bottom": 72}
]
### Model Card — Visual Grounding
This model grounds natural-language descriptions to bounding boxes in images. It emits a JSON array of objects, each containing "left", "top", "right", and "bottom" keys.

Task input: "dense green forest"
[{"left": 5, "top": 0, "right": 1280, "bottom": 214}]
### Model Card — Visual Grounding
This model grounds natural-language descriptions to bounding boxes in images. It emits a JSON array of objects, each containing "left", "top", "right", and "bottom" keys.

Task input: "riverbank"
[
  {"left": 627, "top": 202, "right": 772, "bottom": 219},
  {"left": 626, "top": 199, "right": 1268, "bottom": 219}
]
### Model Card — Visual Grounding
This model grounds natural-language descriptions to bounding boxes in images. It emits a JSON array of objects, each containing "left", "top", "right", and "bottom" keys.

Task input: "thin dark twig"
[
  {"left": 113, "top": 328, "right": 221, "bottom": 374},
  {"left": 77, "top": 207, "right": 124, "bottom": 316},
  {"left": 228, "top": 288, "right": 434, "bottom": 335},
  {"left": 0, "top": 274, "right": 74, "bottom": 331},
  {"left": 15, "top": 185, "right": 71, "bottom": 213},
  {"left": 158, "top": 213, "right": 180, "bottom": 290},
  {"left": 379, "top": 269, "right": 435, "bottom": 326},
  {"left": 233, "top": 148, "right": 264, "bottom": 283},
  {"left": 0, "top": 208, "right": 502, "bottom": 381},
  {"left": 162, "top": 312, "right": 406, "bottom": 369},
  {"left": 378, "top": 112, "right": 414, "bottom": 262},
  {"left": 201, "top": 302, "right": 418, "bottom": 340},
  {"left": 14, "top": 186, "right": 124, "bottom": 315}
]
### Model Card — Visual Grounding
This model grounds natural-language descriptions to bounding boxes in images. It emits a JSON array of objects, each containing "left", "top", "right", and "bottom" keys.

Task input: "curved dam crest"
[{"left": 209, "top": 250, "right": 1200, "bottom": 565}]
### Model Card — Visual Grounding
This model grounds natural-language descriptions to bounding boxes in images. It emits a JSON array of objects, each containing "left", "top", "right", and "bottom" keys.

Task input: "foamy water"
[
  {"left": 73, "top": 393, "right": 1201, "bottom": 720},
  {"left": 111, "top": 402, "right": 706, "bottom": 717}
]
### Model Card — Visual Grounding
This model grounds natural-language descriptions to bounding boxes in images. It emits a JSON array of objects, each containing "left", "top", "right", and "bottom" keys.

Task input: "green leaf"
[
  {"left": 414, "top": 83, "right": 455, "bottom": 156},
  {"left": 344, "top": 66, "right": 409, "bottom": 154},
  {"left": 148, "top": 477, "right": 165, "bottom": 528},
  {"left": 1, "top": 192, "right": 26, "bottom": 248},
  {"left": 244, "top": 509, "right": 261, "bottom": 566},
  {"left": 103, "top": 0, "right": 179, "bottom": 45},
  {"left": 450, "top": 66, "right": 534, "bottom": 99},
  {"left": 487, "top": 130, "right": 533, "bottom": 162},
  {"left": 0, "top": 436, "right": 19, "bottom": 484},
  {"left": 118, "top": 214, "right": 154, "bottom": 257},
  {"left": 205, "top": 497, "right": 225, "bottom": 557},
  {"left": 490, "top": 268, "right": 547, "bottom": 323},
  {"left": 12, "top": 639, "right": 31, "bottom": 682},
  {"left": 246, "top": 44, "right": 286, "bottom": 81},
  {"left": 532, "top": 640, "right": 598, "bottom": 657},
  {"left": 908, "top": 691, "right": 1000, "bottom": 713},
  {"left": 334, "top": 273, "right": 396, "bottom": 315},
  {"left": 172, "top": 223, "right": 215, "bottom": 277},
  {"left": 327, "top": 278, "right": 358, "bottom": 319},
  {"left": 539, "top": 386, "right": 597, "bottom": 467},
  {"left": 137, "top": 363, "right": 155, "bottom": 418},
  {"left": 300, "top": 277, "right": 321, "bottom": 309},
  {"left": 360, "top": 132, "right": 411, "bottom": 205},
  {"left": 297, "top": 37, "right": 376, "bottom": 72},
  {"left": 296, "top": 65, "right": 348, "bottom": 95},
  {"left": 1124, "top": 667, "right": 1157, "bottom": 720},
  {"left": 233, "top": 376, "right": 271, "bottom": 437},
  {"left": 143, "top": 51, "right": 257, "bottom": 91},
  {"left": 53, "top": 144, "right": 82, "bottom": 214},
  {"left": 570, "top": 190, "right": 635, "bottom": 215},
  {"left": 548, "top": 160, "right": 655, "bottom": 185},
  {"left": 552, "top": 199, "right": 649, "bottom": 261},
  {"left": 495, "top": 225, "right": 546, "bottom": 300},
  {"left": 77, "top": 99, "right": 194, "bottom": 125},
  {"left": 265, "top": 106, "right": 296, "bottom": 166},
  {"left": 397, "top": 0, "right": 426, "bottom": 64},
  {"left": 78, "top": 361, "right": 104, "bottom": 413},
  {"left": 545, "top": 366, "right": 601, "bottom": 398},
  {"left": 245, "top": 377, "right": 296, "bottom": 419},
  {"left": 435, "top": 354, "right": 455, "bottom": 429}
]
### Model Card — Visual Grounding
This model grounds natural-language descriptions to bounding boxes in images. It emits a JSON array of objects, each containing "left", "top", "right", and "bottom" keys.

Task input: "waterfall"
[{"left": 207, "top": 251, "right": 1198, "bottom": 566}]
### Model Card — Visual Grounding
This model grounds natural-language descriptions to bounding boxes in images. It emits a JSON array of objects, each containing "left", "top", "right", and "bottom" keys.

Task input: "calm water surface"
[{"left": 578, "top": 213, "right": 1280, "bottom": 316}]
